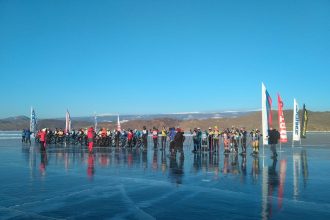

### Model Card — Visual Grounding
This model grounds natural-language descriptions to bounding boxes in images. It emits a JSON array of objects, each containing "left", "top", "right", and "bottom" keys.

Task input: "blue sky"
[{"left": 0, "top": 0, "right": 329, "bottom": 118}]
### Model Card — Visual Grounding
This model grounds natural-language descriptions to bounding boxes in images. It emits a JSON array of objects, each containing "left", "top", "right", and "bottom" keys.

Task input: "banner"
[
  {"left": 30, "top": 107, "right": 37, "bottom": 135},
  {"left": 293, "top": 99, "right": 301, "bottom": 142},
  {"left": 262, "top": 83, "right": 272, "bottom": 145},
  {"left": 277, "top": 94, "right": 288, "bottom": 143},
  {"left": 301, "top": 104, "right": 308, "bottom": 138},
  {"left": 65, "top": 110, "right": 71, "bottom": 133}
]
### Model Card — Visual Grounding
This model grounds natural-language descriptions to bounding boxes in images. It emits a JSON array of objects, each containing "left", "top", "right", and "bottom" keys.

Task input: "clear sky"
[{"left": 0, "top": 0, "right": 329, "bottom": 118}]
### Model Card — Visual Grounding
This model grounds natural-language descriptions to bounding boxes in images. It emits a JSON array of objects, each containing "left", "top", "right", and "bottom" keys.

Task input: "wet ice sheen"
[{"left": 0, "top": 134, "right": 330, "bottom": 219}]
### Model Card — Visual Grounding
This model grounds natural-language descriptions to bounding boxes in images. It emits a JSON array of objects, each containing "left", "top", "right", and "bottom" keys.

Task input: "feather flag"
[
  {"left": 65, "top": 110, "right": 71, "bottom": 133},
  {"left": 262, "top": 83, "right": 273, "bottom": 145},
  {"left": 301, "top": 104, "right": 308, "bottom": 138},
  {"left": 277, "top": 94, "right": 288, "bottom": 143},
  {"left": 293, "top": 99, "right": 301, "bottom": 142},
  {"left": 30, "top": 107, "right": 37, "bottom": 135}
]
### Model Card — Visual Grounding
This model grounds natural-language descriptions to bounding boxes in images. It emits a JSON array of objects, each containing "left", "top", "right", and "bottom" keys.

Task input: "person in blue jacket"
[
  {"left": 22, "top": 129, "right": 26, "bottom": 143},
  {"left": 168, "top": 127, "right": 176, "bottom": 152},
  {"left": 25, "top": 129, "right": 32, "bottom": 145}
]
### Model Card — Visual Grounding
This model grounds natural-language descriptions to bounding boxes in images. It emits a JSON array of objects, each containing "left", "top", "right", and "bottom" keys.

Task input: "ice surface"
[{"left": 0, "top": 134, "right": 330, "bottom": 219}]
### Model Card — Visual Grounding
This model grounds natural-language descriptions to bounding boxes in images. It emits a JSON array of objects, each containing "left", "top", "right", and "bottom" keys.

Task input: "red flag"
[{"left": 277, "top": 94, "right": 287, "bottom": 143}]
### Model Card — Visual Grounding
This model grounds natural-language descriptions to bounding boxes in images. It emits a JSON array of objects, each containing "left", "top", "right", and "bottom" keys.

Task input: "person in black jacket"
[{"left": 268, "top": 127, "right": 280, "bottom": 158}]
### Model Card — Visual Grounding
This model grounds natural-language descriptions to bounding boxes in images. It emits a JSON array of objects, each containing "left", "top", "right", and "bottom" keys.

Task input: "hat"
[{"left": 197, "top": 127, "right": 200, "bottom": 130}]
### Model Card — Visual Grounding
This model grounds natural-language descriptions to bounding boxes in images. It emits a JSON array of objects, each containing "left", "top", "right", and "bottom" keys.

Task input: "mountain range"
[{"left": 0, "top": 111, "right": 329, "bottom": 131}]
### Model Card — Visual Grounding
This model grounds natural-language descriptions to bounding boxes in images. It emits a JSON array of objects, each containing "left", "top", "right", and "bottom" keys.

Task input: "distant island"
[{"left": 1, "top": 110, "right": 329, "bottom": 131}]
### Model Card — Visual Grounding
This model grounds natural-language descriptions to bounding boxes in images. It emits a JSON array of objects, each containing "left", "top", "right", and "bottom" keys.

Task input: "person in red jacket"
[
  {"left": 87, "top": 127, "right": 95, "bottom": 153},
  {"left": 127, "top": 129, "right": 133, "bottom": 148},
  {"left": 38, "top": 129, "right": 47, "bottom": 151}
]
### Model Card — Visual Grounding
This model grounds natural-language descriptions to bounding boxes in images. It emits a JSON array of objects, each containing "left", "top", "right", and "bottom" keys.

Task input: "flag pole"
[
  {"left": 94, "top": 112, "right": 97, "bottom": 132},
  {"left": 30, "top": 106, "right": 33, "bottom": 138}
]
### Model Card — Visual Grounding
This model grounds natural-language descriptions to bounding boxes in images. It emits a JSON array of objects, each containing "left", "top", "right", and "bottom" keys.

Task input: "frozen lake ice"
[{"left": 0, "top": 132, "right": 330, "bottom": 219}]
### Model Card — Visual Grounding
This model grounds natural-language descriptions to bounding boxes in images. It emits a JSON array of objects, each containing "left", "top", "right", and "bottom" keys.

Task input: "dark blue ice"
[{"left": 1, "top": 132, "right": 330, "bottom": 219}]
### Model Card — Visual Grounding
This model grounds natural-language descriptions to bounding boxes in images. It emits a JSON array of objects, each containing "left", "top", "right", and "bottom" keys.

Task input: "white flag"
[
  {"left": 262, "top": 83, "right": 272, "bottom": 145},
  {"left": 293, "top": 99, "right": 301, "bottom": 142},
  {"left": 65, "top": 110, "right": 71, "bottom": 133}
]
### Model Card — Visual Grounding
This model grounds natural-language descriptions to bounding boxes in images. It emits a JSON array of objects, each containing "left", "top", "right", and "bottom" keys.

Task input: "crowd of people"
[
  {"left": 190, "top": 126, "right": 265, "bottom": 155},
  {"left": 22, "top": 125, "right": 280, "bottom": 157}
]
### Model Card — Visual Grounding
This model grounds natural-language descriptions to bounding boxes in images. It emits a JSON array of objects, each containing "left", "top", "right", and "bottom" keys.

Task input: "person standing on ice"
[
  {"left": 38, "top": 129, "right": 47, "bottom": 151},
  {"left": 191, "top": 128, "right": 198, "bottom": 153},
  {"left": 87, "top": 127, "right": 95, "bottom": 153},
  {"left": 174, "top": 127, "right": 185, "bottom": 158},
  {"left": 168, "top": 127, "right": 176, "bottom": 153},
  {"left": 21, "top": 129, "right": 26, "bottom": 143},
  {"left": 268, "top": 127, "right": 280, "bottom": 158},
  {"left": 152, "top": 127, "right": 159, "bottom": 149},
  {"left": 142, "top": 126, "right": 148, "bottom": 148},
  {"left": 240, "top": 127, "right": 247, "bottom": 155},
  {"left": 25, "top": 129, "right": 32, "bottom": 145},
  {"left": 160, "top": 127, "right": 168, "bottom": 150},
  {"left": 250, "top": 129, "right": 261, "bottom": 155}
]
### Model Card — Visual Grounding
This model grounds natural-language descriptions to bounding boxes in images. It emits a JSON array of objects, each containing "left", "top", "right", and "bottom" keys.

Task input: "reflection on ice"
[
  {"left": 168, "top": 154, "right": 184, "bottom": 185},
  {"left": 87, "top": 153, "right": 95, "bottom": 179}
]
